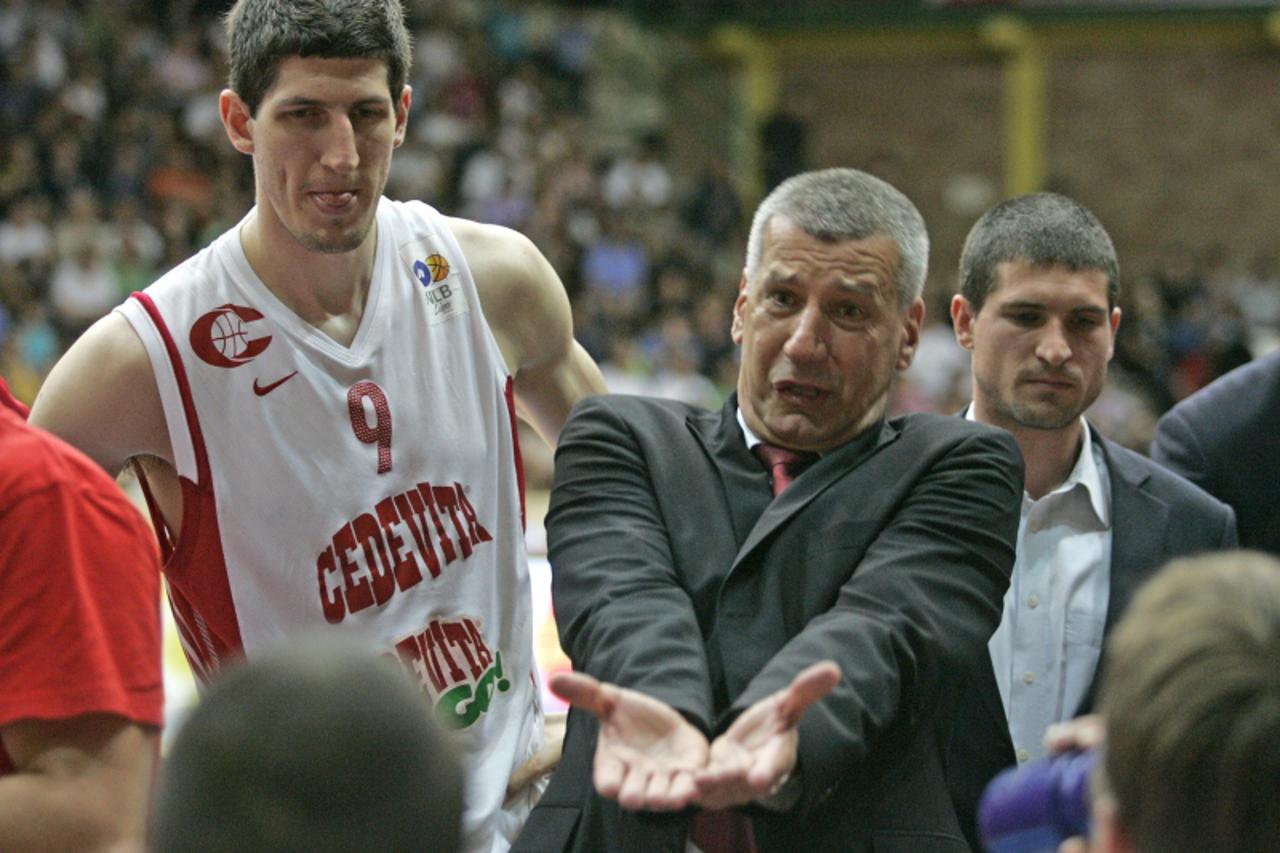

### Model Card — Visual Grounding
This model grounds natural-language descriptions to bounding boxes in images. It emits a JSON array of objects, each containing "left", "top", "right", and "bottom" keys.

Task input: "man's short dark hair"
[
  {"left": 151, "top": 640, "right": 463, "bottom": 853},
  {"left": 1098, "top": 550, "right": 1280, "bottom": 853},
  {"left": 958, "top": 192, "right": 1120, "bottom": 314},
  {"left": 224, "top": 0, "right": 412, "bottom": 115}
]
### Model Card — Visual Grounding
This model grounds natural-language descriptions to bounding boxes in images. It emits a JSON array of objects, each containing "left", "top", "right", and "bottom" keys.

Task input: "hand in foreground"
[
  {"left": 551, "top": 671, "right": 710, "bottom": 811},
  {"left": 1044, "top": 714, "right": 1105, "bottom": 756},
  {"left": 1045, "top": 714, "right": 1106, "bottom": 853},
  {"left": 693, "top": 661, "right": 842, "bottom": 810},
  {"left": 506, "top": 710, "right": 567, "bottom": 803}
]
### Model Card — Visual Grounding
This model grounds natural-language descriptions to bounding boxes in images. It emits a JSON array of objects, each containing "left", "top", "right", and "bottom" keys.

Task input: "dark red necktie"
[
  {"left": 689, "top": 445, "right": 817, "bottom": 853},
  {"left": 753, "top": 444, "right": 818, "bottom": 496}
]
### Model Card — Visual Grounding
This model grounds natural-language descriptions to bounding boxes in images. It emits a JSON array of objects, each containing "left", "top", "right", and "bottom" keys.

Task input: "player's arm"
[
  {"left": 28, "top": 312, "right": 172, "bottom": 474},
  {"left": 451, "top": 218, "right": 606, "bottom": 446},
  {"left": 0, "top": 716, "right": 158, "bottom": 853}
]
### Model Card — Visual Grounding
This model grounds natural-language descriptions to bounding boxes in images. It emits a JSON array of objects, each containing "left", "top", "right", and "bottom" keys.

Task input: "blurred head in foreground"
[
  {"left": 1093, "top": 550, "right": 1280, "bottom": 853},
  {"left": 152, "top": 639, "right": 463, "bottom": 853}
]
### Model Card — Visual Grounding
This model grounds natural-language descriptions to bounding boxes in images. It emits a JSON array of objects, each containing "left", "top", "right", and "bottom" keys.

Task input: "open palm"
[
  {"left": 694, "top": 661, "right": 842, "bottom": 810},
  {"left": 552, "top": 671, "right": 709, "bottom": 811}
]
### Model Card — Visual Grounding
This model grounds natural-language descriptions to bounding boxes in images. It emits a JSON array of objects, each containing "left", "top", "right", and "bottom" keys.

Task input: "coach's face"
[
  {"left": 952, "top": 260, "right": 1121, "bottom": 433},
  {"left": 732, "top": 214, "right": 923, "bottom": 453}
]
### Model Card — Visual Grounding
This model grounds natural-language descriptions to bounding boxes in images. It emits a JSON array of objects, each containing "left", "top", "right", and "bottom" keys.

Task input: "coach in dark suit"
[
  {"left": 944, "top": 193, "right": 1238, "bottom": 851},
  {"left": 514, "top": 169, "right": 1024, "bottom": 853},
  {"left": 1151, "top": 348, "right": 1280, "bottom": 556}
]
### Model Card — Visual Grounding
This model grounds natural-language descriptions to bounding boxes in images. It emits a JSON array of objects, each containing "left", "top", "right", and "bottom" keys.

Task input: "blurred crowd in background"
[{"left": 2, "top": 0, "right": 1276, "bottom": 479}]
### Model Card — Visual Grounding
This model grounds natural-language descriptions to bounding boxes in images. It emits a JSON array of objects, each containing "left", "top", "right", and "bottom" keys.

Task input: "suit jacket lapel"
[
  {"left": 688, "top": 395, "right": 773, "bottom": 549},
  {"left": 732, "top": 418, "right": 900, "bottom": 567},
  {"left": 1097, "top": 429, "right": 1170, "bottom": 635},
  {"left": 1070, "top": 430, "right": 1170, "bottom": 715}
]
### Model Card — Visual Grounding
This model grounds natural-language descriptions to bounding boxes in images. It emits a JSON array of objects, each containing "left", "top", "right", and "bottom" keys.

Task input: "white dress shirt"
[
  {"left": 969, "top": 411, "right": 1113, "bottom": 764},
  {"left": 738, "top": 407, "right": 763, "bottom": 450}
]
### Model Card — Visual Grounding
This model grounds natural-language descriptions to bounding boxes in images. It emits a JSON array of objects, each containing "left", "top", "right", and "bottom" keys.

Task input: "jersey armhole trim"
[{"left": 125, "top": 291, "right": 211, "bottom": 487}]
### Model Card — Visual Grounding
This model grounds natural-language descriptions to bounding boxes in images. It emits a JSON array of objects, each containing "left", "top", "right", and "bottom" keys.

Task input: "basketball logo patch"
[
  {"left": 189, "top": 303, "right": 272, "bottom": 368},
  {"left": 404, "top": 243, "right": 469, "bottom": 327},
  {"left": 427, "top": 253, "right": 449, "bottom": 282},
  {"left": 412, "top": 252, "right": 451, "bottom": 287}
]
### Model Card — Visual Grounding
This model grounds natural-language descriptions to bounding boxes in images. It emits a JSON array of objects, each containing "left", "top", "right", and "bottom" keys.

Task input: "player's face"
[
  {"left": 226, "top": 56, "right": 409, "bottom": 255},
  {"left": 952, "top": 261, "right": 1121, "bottom": 433},
  {"left": 732, "top": 215, "right": 923, "bottom": 453}
]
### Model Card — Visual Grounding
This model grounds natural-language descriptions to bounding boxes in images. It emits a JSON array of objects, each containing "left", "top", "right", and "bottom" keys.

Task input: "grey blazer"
[
  {"left": 945, "top": 426, "right": 1237, "bottom": 851},
  {"left": 515, "top": 394, "right": 1024, "bottom": 853},
  {"left": 1151, "top": 349, "right": 1280, "bottom": 556}
]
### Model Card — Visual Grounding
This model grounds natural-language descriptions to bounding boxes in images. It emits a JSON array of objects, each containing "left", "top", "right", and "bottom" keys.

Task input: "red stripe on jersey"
[
  {"left": 504, "top": 376, "right": 526, "bottom": 532},
  {"left": 132, "top": 292, "right": 211, "bottom": 486},
  {"left": 129, "top": 292, "right": 245, "bottom": 681}
]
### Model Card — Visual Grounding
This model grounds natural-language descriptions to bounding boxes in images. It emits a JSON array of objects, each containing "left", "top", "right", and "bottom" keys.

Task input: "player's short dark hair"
[
  {"left": 151, "top": 639, "right": 463, "bottom": 853},
  {"left": 224, "top": 0, "right": 412, "bottom": 115},
  {"left": 958, "top": 192, "right": 1119, "bottom": 314}
]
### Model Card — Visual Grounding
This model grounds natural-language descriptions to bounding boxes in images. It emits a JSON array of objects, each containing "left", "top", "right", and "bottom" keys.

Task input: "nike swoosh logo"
[{"left": 253, "top": 371, "right": 298, "bottom": 396}]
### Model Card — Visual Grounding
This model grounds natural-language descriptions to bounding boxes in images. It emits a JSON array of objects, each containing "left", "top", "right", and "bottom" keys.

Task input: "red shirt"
[{"left": 0, "top": 378, "right": 163, "bottom": 773}]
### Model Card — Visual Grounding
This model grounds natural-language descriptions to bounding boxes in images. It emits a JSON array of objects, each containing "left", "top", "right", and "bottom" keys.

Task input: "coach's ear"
[
  {"left": 730, "top": 269, "right": 748, "bottom": 345},
  {"left": 221, "top": 90, "right": 255, "bottom": 155}
]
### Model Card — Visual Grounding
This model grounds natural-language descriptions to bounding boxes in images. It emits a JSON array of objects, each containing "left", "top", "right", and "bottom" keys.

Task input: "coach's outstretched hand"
[
  {"left": 694, "top": 661, "right": 842, "bottom": 810},
  {"left": 552, "top": 661, "right": 841, "bottom": 812},
  {"left": 551, "top": 672, "right": 709, "bottom": 812}
]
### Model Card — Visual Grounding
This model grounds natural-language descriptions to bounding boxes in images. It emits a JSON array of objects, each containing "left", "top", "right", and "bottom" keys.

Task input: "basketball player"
[{"left": 29, "top": 2, "right": 605, "bottom": 850}]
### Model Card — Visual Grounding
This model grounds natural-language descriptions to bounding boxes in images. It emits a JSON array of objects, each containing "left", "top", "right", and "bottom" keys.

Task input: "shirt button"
[
  {"left": 1027, "top": 594, "right": 1040, "bottom": 609},
  {"left": 1016, "top": 748, "right": 1030, "bottom": 763},
  {"left": 1023, "top": 671, "right": 1036, "bottom": 685}
]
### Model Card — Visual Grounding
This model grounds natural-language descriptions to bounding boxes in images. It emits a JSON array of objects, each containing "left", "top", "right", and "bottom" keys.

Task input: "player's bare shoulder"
[
  {"left": 444, "top": 217, "right": 555, "bottom": 309},
  {"left": 443, "top": 216, "right": 573, "bottom": 368},
  {"left": 29, "top": 311, "right": 173, "bottom": 475}
]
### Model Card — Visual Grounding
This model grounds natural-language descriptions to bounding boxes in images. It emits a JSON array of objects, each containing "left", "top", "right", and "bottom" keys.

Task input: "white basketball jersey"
[{"left": 118, "top": 198, "right": 540, "bottom": 852}]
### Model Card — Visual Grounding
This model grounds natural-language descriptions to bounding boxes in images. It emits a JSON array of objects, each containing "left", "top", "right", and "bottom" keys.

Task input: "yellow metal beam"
[
  {"left": 981, "top": 16, "right": 1046, "bottom": 196},
  {"left": 708, "top": 14, "right": 1279, "bottom": 203},
  {"left": 710, "top": 25, "right": 781, "bottom": 204},
  {"left": 714, "top": 17, "right": 1273, "bottom": 60}
]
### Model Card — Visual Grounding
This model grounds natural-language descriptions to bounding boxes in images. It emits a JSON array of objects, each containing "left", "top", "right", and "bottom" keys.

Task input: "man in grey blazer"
[
  {"left": 514, "top": 169, "right": 1025, "bottom": 853},
  {"left": 1151, "top": 347, "right": 1280, "bottom": 556},
  {"left": 945, "top": 192, "right": 1238, "bottom": 851}
]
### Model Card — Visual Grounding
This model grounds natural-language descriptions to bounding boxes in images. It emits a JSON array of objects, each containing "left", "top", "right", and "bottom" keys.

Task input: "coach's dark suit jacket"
[
  {"left": 513, "top": 394, "right": 1024, "bottom": 853},
  {"left": 1151, "top": 348, "right": 1280, "bottom": 556},
  {"left": 945, "top": 425, "right": 1238, "bottom": 851}
]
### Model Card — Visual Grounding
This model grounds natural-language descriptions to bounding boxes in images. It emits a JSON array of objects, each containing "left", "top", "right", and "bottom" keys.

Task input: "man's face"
[
  {"left": 732, "top": 215, "right": 923, "bottom": 453},
  {"left": 952, "top": 261, "right": 1121, "bottom": 433},
  {"left": 222, "top": 56, "right": 409, "bottom": 255}
]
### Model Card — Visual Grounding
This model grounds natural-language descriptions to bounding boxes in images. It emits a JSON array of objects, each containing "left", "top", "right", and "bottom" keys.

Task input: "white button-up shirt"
[{"left": 969, "top": 411, "right": 1112, "bottom": 764}]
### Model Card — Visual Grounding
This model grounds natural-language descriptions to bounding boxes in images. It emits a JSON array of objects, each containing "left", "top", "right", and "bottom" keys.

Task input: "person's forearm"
[
  {"left": 0, "top": 773, "right": 147, "bottom": 853},
  {"left": 0, "top": 720, "right": 157, "bottom": 853}
]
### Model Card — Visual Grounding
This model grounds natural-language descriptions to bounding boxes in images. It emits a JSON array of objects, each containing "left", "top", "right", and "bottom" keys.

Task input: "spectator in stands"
[{"left": 0, "top": 195, "right": 54, "bottom": 274}]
